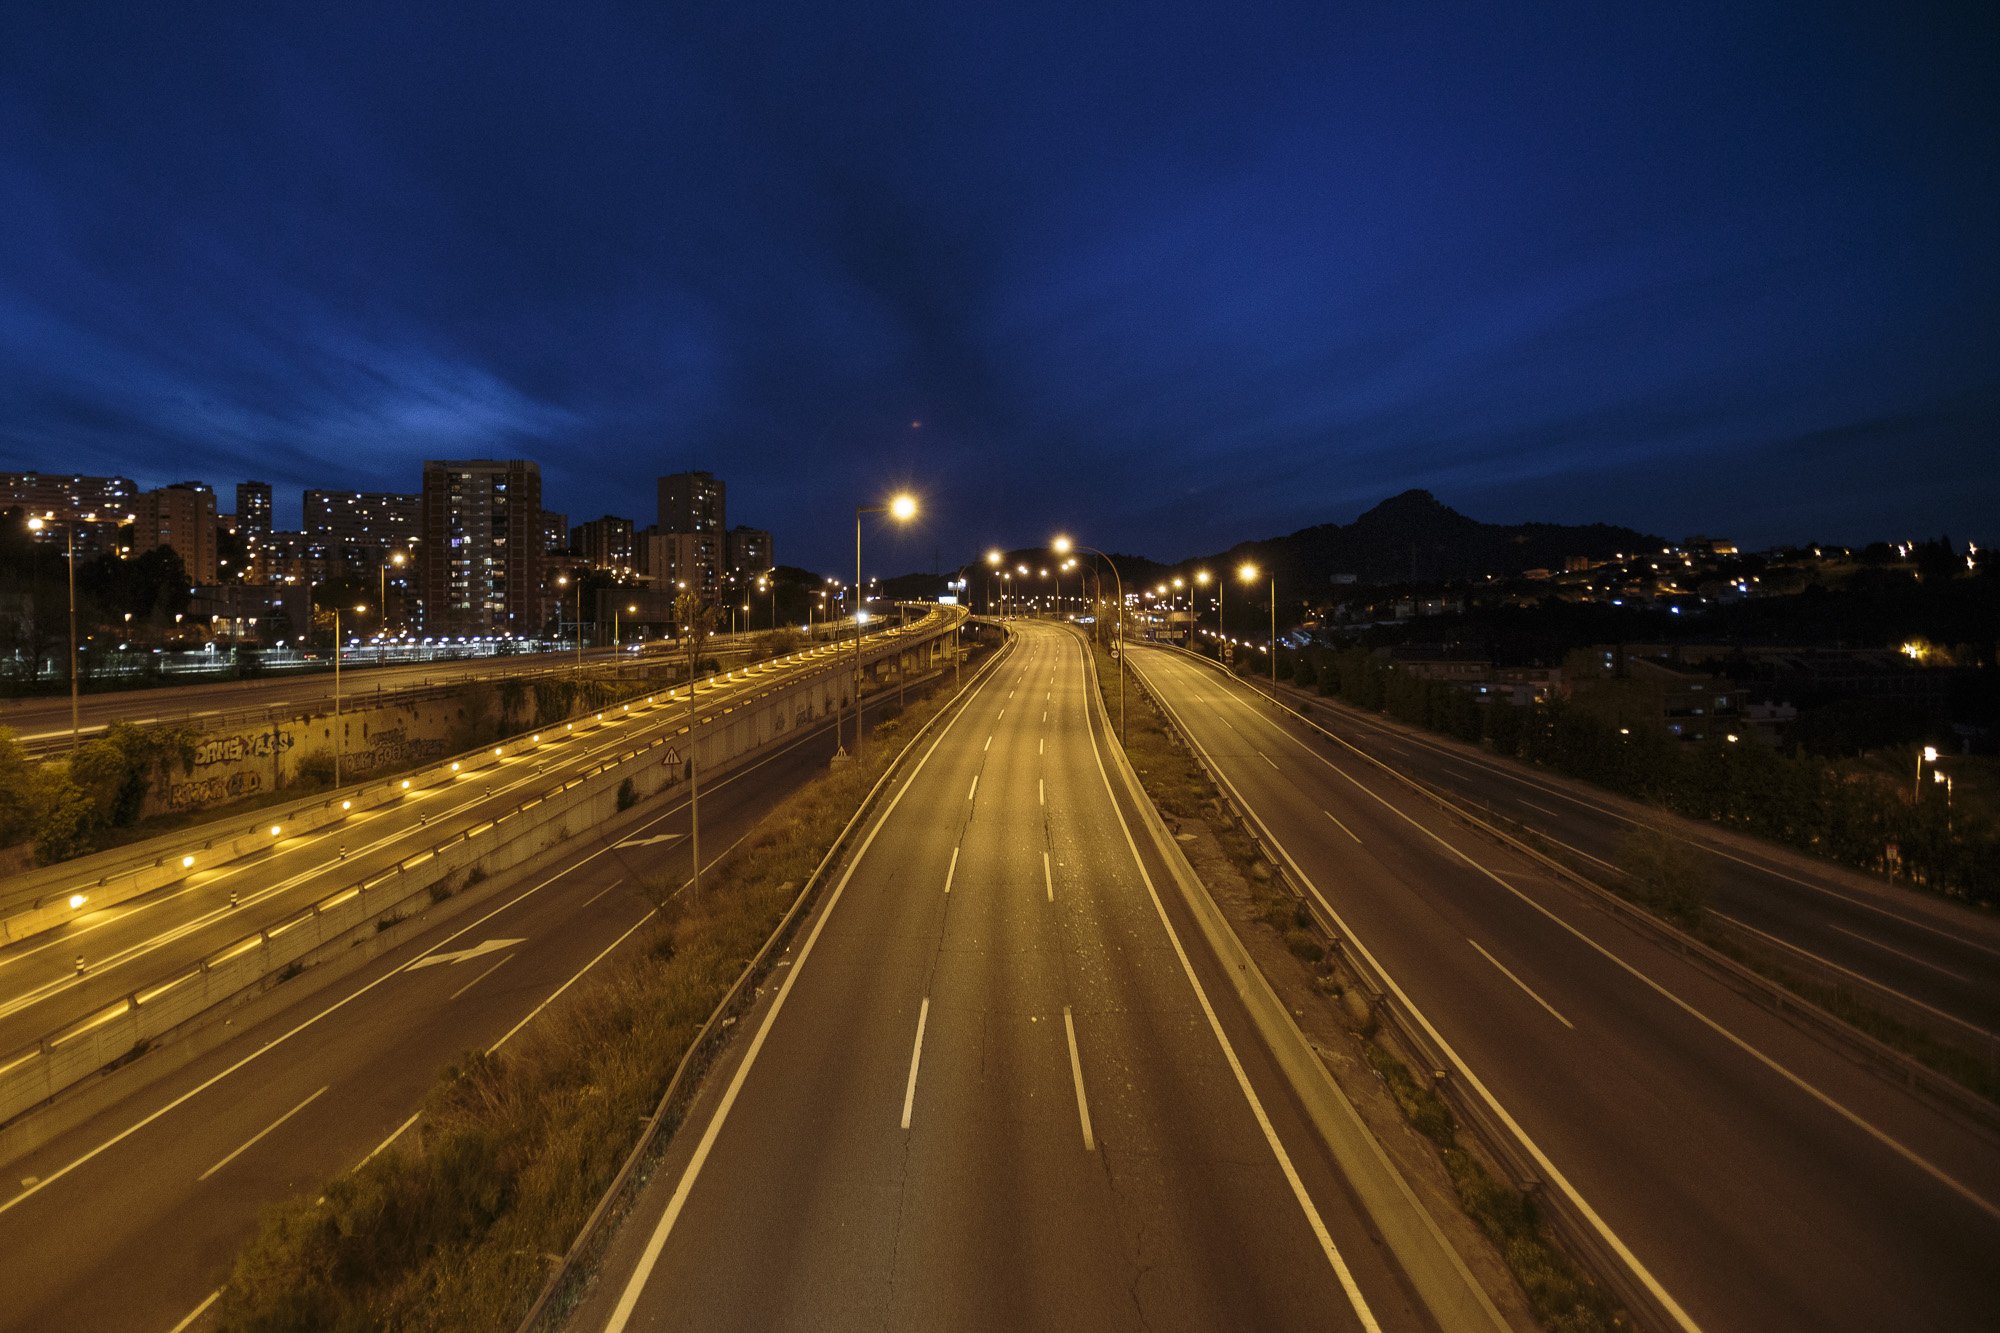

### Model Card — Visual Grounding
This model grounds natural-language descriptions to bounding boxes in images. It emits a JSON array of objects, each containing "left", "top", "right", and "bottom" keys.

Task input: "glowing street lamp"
[
  {"left": 843, "top": 492, "right": 919, "bottom": 755},
  {"left": 25, "top": 516, "right": 79, "bottom": 751},
  {"left": 333, "top": 603, "right": 370, "bottom": 787},
  {"left": 1238, "top": 561, "right": 1276, "bottom": 685},
  {"left": 1056, "top": 534, "right": 1127, "bottom": 740}
]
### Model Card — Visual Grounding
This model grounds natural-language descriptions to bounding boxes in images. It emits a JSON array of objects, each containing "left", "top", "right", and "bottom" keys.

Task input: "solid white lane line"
[
  {"left": 603, "top": 668, "right": 985, "bottom": 1333},
  {"left": 1324, "top": 810, "right": 1362, "bottom": 844},
  {"left": 167, "top": 1288, "right": 222, "bottom": 1333},
  {"left": 1823, "top": 922, "right": 1974, "bottom": 982},
  {"left": 199, "top": 1086, "right": 327, "bottom": 1182},
  {"left": 356, "top": 1111, "right": 422, "bottom": 1172},
  {"left": 1134, "top": 655, "right": 1695, "bottom": 1330},
  {"left": 1469, "top": 939, "right": 1573, "bottom": 1028},
  {"left": 1063, "top": 1006, "right": 1096, "bottom": 1151},
  {"left": 944, "top": 847, "right": 960, "bottom": 895},
  {"left": 448, "top": 954, "right": 513, "bottom": 1002},
  {"left": 1044, "top": 850, "right": 1054, "bottom": 903},
  {"left": 901, "top": 996, "right": 931, "bottom": 1129},
  {"left": 1083, "top": 684, "right": 1382, "bottom": 1332},
  {"left": 968, "top": 774, "right": 980, "bottom": 801},
  {"left": 1155, "top": 650, "right": 2000, "bottom": 1246}
]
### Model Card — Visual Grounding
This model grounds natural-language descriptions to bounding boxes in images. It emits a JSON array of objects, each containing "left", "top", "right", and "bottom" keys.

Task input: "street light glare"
[
  {"left": 1238, "top": 561, "right": 1260, "bottom": 583},
  {"left": 27, "top": 517, "right": 45, "bottom": 531},
  {"left": 889, "top": 493, "right": 918, "bottom": 521},
  {"left": 1052, "top": 535, "right": 1073, "bottom": 555}
]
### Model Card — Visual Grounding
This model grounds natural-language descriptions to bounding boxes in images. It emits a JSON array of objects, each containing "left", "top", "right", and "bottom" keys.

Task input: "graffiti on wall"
[
  {"left": 193, "top": 730, "right": 293, "bottom": 768},
  {"left": 342, "top": 728, "right": 449, "bottom": 775},
  {"left": 169, "top": 770, "right": 263, "bottom": 810}
]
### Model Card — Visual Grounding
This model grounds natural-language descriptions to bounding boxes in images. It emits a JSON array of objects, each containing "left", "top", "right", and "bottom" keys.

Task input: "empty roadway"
[
  {"left": 1227, "top": 663, "right": 2000, "bottom": 1045},
  {"left": 1129, "top": 642, "right": 2000, "bottom": 1331},
  {"left": 574, "top": 621, "right": 1438, "bottom": 1332}
]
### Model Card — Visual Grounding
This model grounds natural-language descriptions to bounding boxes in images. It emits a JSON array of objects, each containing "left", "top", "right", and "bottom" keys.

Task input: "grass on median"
[
  {"left": 1094, "top": 640, "right": 1628, "bottom": 1333},
  {"left": 211, "top": 674, "right": 969, "bottom": 1333}
]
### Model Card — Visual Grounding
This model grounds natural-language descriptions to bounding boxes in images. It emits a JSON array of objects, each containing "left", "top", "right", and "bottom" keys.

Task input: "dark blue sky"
[{"left": 2, "top": 2, "right": 1994, "bottom": 571}]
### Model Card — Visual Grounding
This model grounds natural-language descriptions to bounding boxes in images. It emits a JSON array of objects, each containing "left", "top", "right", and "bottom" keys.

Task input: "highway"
[
  {"left": 0, "top": 681, "right": 916, "bottom": 1333},
  {"left": 0, "top": 637, "right": 879, "bottom": 1062},
  {"left": 1230, "top": 662, "right": 2000, "bottom": 1045},
  {"left": 0, "top": 623, "right": 855, "bottom": 755},
  {"left": 1128, "top": 642, "right": 2000, "bottom": 1331},
  {"left": 569, "top": 620, "right": 1444, "bottom": 1332}
]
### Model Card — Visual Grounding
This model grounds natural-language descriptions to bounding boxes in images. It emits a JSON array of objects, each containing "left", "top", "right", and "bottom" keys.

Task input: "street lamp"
[
  {"left": 25, "top": 516, "right": 79, "bottom": 752},
  {"left": 985, "top": 549, "right": 1003, "bottom": 616},
  {"left": 1192, "top": 569, "right": 1212, "bottom": 648},
  {"left": 556, "top": 574, "right": 583, "bottom": 673},
  {"left": 844, "top": 492, "right": 919, "bottom": 755},
  {"left": 1054, "top": 534, "right": 1127, "bottom": 740},
  {"left": 1915, "top": 745, "right": 1940, "bottom": 802},
  {"left": 380, "top": 550, "right": 407, "bottom": 632},
  {"left": 1239, "top": 561, "right": 1275, "bottom": 685},
  {"left": 333, "top": 603, "right": 369, "bottom": 787}
]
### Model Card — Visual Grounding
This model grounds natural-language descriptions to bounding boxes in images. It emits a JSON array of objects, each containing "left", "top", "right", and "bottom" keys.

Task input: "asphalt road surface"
[
  {"left": 1223, "top": 657, "right": 2000, "bottom": 1045},
  {"left": 573, "top": 621, "right": 1437, "bottom": 1332},
  {"left": 0, "top": 677, "right": 914, "bottom": 1333},
  {"left": 1129, "top": 642, "right": 2000, "bottom": 1332}
]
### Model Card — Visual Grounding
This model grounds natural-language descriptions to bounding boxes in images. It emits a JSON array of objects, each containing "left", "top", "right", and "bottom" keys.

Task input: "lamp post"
[
  {"left": 333, "top": 602, "right": 368, "bottom": 787},
  {"left": 1192, "top": 569, "right": 1211, "bottom": 649},
  {"left": 555, "top": 574, "right": 584, "bottom": 673},
  {"left": 843, "top": 493, "right": 918, "bottom": 756},
  {"left": 1054, "top": 535, "right": 1125, "bottom": 741},
  {"left": 380, "top": 550, "right": 407, "bottom": 633},
  {"left": 1238, "top": 561, "right": 1275, "bottom": 685},
  {"left": 25, "top": 516, "right": 79, "bottom": 752},
  {"left": 1915, "top": 745, "right": 1939, "bottom": 802}
]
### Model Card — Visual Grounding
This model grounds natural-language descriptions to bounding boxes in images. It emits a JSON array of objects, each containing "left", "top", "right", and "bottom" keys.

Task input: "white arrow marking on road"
[
  {"left": 405, "top": 938, "right": 524, "bottom": 971},
  {"left": 618, "top": 833, "right": 685, "bottom": 849}
]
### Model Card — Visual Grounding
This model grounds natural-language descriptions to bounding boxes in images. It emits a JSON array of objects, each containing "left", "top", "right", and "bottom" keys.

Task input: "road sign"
[{"left": 406, "top": 938, "right": 523, "bottom": 971}]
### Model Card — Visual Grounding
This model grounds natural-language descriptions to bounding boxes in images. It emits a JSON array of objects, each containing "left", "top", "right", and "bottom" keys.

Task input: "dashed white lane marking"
[
  {"left": 968, "top": 774, "right": 979, "bottom": 801},
  {"left": 985, "top": 734, "right": 992, "bottom": 751},
  {"left": 1324, "top": 810, "right": 1362, "bottom": 844},
  {"left": 1258, "top": 749, "right": 1280, "bottom": 769},
  {"left": 901, "top": 996, "right": 931, "bottom": 1130},
  {"left": 1039, "top": 737, "right": 1045, "bottom": 755},
  {"left": 1063, "top": 1006, "right": 1096, "bottom": 1151},
  {"left": 1469, "top": 939, "right": 1573, "bottom": 1029},
  {"left": 199, "top": 1086, "right": 327, "bottom": 1182},
  {"left": 1044, "top": 851, "right": 1054, "bottom": 903},
  {"left": 448, "top": 954, "right": 513, "bottom": 1002},
  {"left": 945, "top": 847, "right": 960, "bottom": 895},
  {"left": 1039, "top": 778, "right": 1045, "bottom": 806}
]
